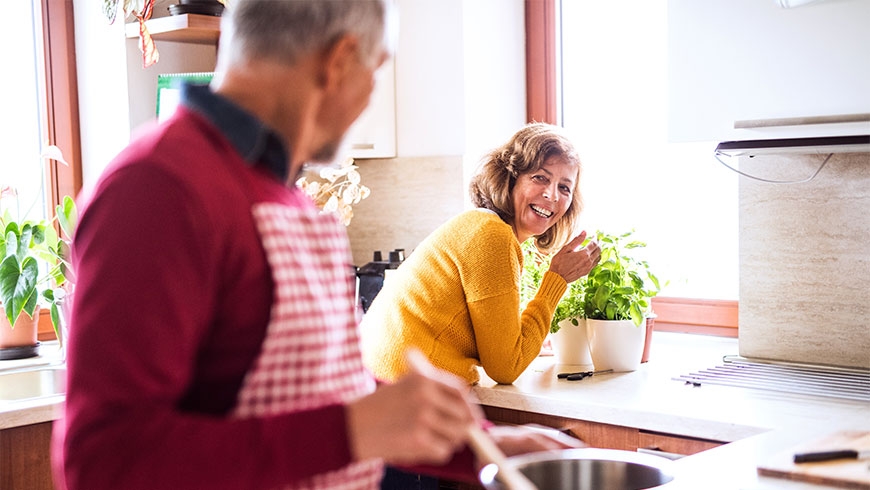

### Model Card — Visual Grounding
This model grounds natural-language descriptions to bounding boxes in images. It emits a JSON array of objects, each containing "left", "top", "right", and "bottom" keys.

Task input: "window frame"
[
  {"left": 524, "top": 0, "right": 737, "bottom": 337},
  {"left": 36, "top": 0, "right": 82, "bottom": 340}
]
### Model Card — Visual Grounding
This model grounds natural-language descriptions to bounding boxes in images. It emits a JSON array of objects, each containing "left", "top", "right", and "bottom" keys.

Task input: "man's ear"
[{"left": 319, "top": 35, "right": 360, "bottom": 90}]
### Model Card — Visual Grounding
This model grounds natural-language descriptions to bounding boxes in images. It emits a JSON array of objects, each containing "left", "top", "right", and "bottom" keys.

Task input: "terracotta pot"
[
  {"left": 0, "top": 305, "right": 40, "bottom": 349},
  {"left": 641, "top": 314, "right": 657, "bottom": 363}
]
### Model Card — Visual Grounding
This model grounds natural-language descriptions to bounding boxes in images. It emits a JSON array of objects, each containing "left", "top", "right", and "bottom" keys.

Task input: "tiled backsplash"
[
  {"left": 346, "top": 156, "right": 465, "bottom": 267},
  {"left": 738, "top": 151, "right": 870, "bottom": 369}
]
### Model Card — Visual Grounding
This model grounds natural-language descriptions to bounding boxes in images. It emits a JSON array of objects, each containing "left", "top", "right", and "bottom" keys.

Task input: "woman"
[{"left": 361, "top": 123, "right": 601, "bottom": 386}]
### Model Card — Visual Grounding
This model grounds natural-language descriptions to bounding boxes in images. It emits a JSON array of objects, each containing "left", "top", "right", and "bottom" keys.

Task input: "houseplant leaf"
[
  {"left": 0, "top": 255, "right": 39, "bottom": 326},
  {"left": 57, "top": 195, "right": 78, "bottom": 239}
]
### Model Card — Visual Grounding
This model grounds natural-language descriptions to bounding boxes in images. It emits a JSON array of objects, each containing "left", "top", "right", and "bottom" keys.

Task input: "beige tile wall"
[
  {"left": 738, "top": 151, "right": 870, "bottom": 368},
  {"left": 346, "top": 156, "right": 466, "bottom": 267}
]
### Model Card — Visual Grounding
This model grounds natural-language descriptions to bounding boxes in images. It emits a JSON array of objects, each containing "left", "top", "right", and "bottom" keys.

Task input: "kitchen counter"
[
  {"left": 472, "top": 331, "right": 870, "bottom": 489},
  {"left": 3, "top": 335, "right": 868, "bottom": 488},
  {"left": 0, "top": 342, "right": 65, "bottom": 430}
]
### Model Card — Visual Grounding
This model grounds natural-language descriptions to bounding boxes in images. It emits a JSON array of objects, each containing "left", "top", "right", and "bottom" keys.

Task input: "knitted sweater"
[{"left": 361, "top": 209, "right": 567, "bottom": 384}]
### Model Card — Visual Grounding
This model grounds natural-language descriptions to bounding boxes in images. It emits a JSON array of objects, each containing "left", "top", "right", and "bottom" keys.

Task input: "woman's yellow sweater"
[{"left": 360, "top": 209, "right": 567, "bottom": 385}]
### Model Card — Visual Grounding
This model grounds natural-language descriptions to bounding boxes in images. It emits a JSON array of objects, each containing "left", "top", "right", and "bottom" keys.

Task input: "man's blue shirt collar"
[{"left": 181, "top": 83, "right": 289, "bottom": 181}]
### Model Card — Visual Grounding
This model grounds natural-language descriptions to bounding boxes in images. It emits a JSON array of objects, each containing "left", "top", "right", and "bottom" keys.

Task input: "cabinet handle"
[
  {"left": 352, "top": 143, "right": 376, "bottom": 150},
  {"left": 637, "top": 446, "right": 687, "bottom": 460}
]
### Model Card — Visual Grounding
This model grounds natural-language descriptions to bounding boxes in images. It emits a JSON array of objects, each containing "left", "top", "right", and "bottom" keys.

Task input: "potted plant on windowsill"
[
  {"left": 0, "top": 147, "right": 78, "bottom": 360},
  {"left": 580, "top": 230, "right": 663, "bottom": 372},
  {"left": 520, "top": 241, "right": 592, "bottom": 366},
  {"left": 521, "top": 230, "right": 665, "bottom": 370}
]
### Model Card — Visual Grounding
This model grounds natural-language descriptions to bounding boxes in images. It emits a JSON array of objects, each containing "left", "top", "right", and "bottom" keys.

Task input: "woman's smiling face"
[{"left": 511, "top": 155, "right": 578, "bottom": 244}]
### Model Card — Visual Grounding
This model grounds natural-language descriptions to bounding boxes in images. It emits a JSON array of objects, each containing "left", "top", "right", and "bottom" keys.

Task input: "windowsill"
[{"left": 651, "top": 297, "right": 737, "bottom": 338}]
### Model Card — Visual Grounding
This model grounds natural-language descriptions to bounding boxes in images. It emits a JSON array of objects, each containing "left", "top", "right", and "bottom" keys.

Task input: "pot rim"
[{"left": 478, "top": 447, "right": 676, "bottom": 487}]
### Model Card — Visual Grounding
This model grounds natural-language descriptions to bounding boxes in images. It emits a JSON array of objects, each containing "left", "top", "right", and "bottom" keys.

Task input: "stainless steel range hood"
[
  {"left": 715, "top": 134, "right": 870, "bottom": 157},
  {"left": 715, "top": 113, "right": 870, "bottom": 157}
]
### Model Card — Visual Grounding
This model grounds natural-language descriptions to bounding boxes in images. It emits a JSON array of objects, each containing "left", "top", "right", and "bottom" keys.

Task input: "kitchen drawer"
[
  {"left": 637, "top": 430, "right": 722, "bottom": 459},
  {"left": 481, "top": 406, "right": 724, "bottom": 457}
]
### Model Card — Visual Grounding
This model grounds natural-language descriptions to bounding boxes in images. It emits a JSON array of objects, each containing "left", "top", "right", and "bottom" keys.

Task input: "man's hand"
[{"left": 346, "top": 349, "right": 479, "bottom": 465}]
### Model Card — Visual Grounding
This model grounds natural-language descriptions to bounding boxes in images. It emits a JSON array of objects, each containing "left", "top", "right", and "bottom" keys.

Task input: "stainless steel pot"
[{"left": 478, "top": 448, "right": 676, "bottom": 490}]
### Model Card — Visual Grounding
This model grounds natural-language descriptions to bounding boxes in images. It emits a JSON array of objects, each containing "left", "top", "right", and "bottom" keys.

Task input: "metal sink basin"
[
  {"left": 479, "top": 448, "right": 675, "bottom": 490},
  {"left": 0, "top": 366, "right": 67, "bottom": 403}
]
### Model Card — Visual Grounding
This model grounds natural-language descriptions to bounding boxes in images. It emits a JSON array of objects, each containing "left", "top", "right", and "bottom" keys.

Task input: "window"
[
  {"left": 526, "top": 0, "right": 738, "bottom": 335},
  {"left": 3, "top": 1, "right": 48, "bottom": 222},
  {"left": 1, "top": 0, "right": 81, "bottom": 339}
]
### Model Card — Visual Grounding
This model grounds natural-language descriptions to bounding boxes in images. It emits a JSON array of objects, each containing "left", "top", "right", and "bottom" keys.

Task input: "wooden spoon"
[
  {"left": 402, "top": 349, "right": 538, "bottom": 490},
  {"left": 466, "top": 425, "right": 539, "bottom": 490}
]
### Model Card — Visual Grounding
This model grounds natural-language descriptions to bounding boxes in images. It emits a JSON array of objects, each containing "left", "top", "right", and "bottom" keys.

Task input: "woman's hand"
[
  {"left": 547, "top": 231, "right": 601, "bottom": 283},
  {"left": 488, "top": 424, "right": 586, "bottom": 458}
]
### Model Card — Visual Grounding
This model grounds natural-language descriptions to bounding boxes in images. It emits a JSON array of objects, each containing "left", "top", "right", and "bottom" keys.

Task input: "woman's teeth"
[{"left": 531, "top": 205, "right": 552, "bottom": 218}]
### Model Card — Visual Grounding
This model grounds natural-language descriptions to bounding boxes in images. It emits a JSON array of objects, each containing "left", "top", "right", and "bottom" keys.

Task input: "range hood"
[
  {"left": 715, "top": 134, "right": 870, "bottom": 157},
  {"left": 715, "top": 113, "right": 870, "bottom": 157}
]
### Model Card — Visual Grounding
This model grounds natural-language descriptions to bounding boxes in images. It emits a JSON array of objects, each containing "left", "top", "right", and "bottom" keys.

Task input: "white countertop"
[
  {"left": 4, "top": 335, "right": 868, "bottom": 488},
  {"left": 472, "top": 332, "right": 870, "bottom": 489},
  {"left": 0, "top": 341, "right": 65, "bottom": 430}
]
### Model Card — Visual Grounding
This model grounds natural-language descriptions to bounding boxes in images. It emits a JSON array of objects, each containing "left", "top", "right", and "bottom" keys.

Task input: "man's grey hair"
[{"left": 220, "top": 0, "right": 392, "bottom": 68}]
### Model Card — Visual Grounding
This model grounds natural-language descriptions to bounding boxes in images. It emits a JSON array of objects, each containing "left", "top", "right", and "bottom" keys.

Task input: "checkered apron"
[{"left": 233, "top": 202, "right": 382, "bottom": 489}]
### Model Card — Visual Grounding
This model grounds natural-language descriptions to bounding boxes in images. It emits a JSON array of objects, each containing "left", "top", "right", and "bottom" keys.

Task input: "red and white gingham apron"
[{"left": 233, "top": 202, "right": 382, "bottom": 489}]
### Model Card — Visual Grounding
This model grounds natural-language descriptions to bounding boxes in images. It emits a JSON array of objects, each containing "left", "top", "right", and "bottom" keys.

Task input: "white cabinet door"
[
  {"left": 346, "top": 58, "right": 397, "bottom": 159},
  {"left": 668, "top": 0, "right": 870, "bottom": 142}
]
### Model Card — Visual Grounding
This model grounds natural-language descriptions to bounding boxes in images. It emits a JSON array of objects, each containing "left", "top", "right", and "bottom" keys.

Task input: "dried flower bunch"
[{"left": 296, "top": 157, "right": 371, "bottom": 226}]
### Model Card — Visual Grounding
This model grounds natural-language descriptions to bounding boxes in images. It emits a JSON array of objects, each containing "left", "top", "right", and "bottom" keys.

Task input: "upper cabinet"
[
  {"left": 345, "top": 58, "right": 397, "bottom": 159},
  {"left": 125, "top": 13, "right": 397, "bottom": 159},
  {"left": 668, "top": 0, "right": 870, "bottom": 142}
]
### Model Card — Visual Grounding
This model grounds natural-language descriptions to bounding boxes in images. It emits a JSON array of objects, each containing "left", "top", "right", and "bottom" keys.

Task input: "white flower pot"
[
  {"left": 587, "top": 318, "right": 645, "bottom": 372},
  {"left": 550, "top": 317, "right": 593, "bottom": 366}
]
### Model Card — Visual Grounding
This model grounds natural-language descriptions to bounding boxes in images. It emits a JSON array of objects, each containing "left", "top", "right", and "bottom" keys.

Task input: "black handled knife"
[{"left": 793, "top": 449, "right": 870, "bottom": 463}]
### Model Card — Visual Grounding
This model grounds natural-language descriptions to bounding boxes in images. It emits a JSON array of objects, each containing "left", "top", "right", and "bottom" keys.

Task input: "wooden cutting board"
[{"left": 757, "top": 430, "right": 870, "bottom": 489}]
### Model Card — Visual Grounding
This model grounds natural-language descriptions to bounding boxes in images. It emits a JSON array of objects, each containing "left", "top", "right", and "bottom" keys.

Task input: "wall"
[
  {"left": 346, "top": 0, "right": 526, "bottom": 265},
  {"left": 738, "top": 151, "right": 870, "bottom": 368},
  {"left": 125, "top": 41, "right": 217, "bottom": 135},
  {"left": 346, "top": 156, "right": 464, "bottom": 266},
  {"left": 73, "top": 1, "right": 131, "bottom": 192}
]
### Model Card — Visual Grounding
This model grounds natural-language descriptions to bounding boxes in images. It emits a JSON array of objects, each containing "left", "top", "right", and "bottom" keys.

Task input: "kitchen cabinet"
[
  {"left": 343, "top": 58, "right": 397, "bottom": 159},
  {"left": 482, "top": 406, "right": 723, "bottom": 458},
  {"left": 126, "top": 14, "right": 396, "bottom": 158},
  {"left": 668, "top": 0, "right": 870, "bottom": 142},
  {"left": 0, "top": 421, "right": 55, "bottom": 490}
]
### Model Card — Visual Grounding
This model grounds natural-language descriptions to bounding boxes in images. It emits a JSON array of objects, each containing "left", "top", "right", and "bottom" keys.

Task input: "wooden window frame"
[
  {"left": 525, "top": 0, "right": 558, "bottom": 125},
  {"left": 37, "top": 0, "right": 82, "bottom": 340},
  {"left": 524, "top": 0, "right": 737, "bottom": 337}
]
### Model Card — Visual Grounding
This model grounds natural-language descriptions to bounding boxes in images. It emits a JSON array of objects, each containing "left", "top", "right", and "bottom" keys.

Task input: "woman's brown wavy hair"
[{"left": 468, "top": 123, "right": 582, "bottom": 253}]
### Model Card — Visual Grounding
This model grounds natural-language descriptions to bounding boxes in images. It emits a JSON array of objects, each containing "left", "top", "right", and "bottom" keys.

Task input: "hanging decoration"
[{"left": 102, "top": 0, "right": 159, "bottom": 68}]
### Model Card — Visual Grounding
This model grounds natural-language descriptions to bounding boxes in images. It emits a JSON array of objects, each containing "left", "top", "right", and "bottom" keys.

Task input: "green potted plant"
[
  {"left": 521, "top": 230, "right": 664, "bottom": 370},
  {"left": 580, "top": 230, "right": 662, "bottom": 372},
  {"left": 0, "top": 147, "right": 77, "bottom": 359},
  {"left": 520, "top": 241, "right": 592, "bottom": 366}
]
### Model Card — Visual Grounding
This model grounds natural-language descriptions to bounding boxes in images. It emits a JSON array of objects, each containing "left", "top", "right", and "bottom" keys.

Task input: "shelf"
[{"left": 125, "top": 14, "right": 221, "bottom": 44}]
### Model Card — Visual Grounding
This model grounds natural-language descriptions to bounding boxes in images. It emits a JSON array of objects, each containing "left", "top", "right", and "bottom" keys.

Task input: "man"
[{"left": 52, "top": 1, "right": 576, "bottom": 489}]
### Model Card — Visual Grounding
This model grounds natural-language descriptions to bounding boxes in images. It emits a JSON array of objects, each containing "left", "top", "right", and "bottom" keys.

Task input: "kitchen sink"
[
  {"left": 0, "top": 366, "right": 67, "bottom": 403},
  {"left": 479, "top": 448, "right": 676, "bottom": 490}
]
